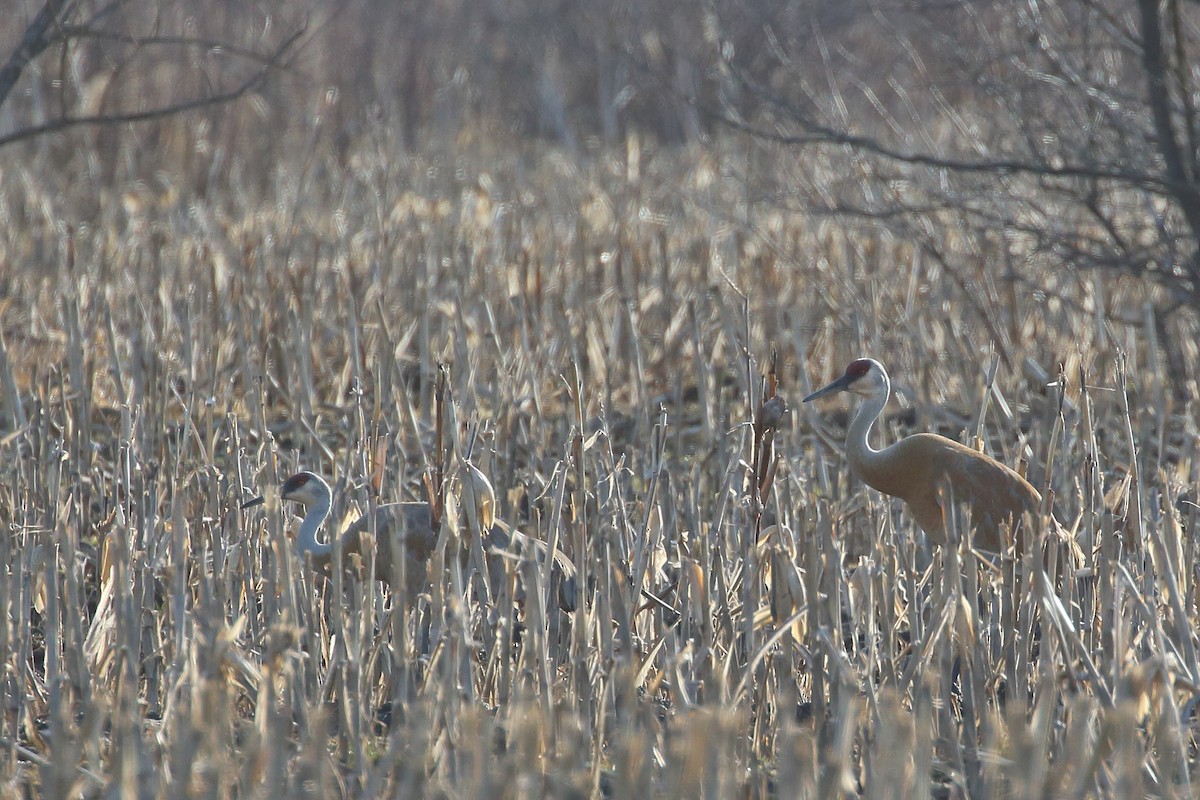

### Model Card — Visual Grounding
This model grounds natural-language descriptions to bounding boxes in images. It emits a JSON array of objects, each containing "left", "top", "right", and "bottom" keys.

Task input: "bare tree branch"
[
  {"left": 0, "top": 26, "right": 304, "bottom": 149},
  {"left": 52, "top": 27, "right": 296, "bottom": 69},
  {"left": 705, "top": 59, "right": 1187, "bottom": 197},
  {"left": 672, "top": 0, "right": 1200, "bottom": 321},
  {"left": 0, "top": 0, "right": 76, "bottom": 110},
  {"left": 1138, "top": 0, "right": 1200, "bottom": 241}
]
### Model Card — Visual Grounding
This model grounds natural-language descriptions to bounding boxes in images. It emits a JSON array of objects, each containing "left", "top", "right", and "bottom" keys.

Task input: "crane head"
[
  {"left": 280, "top": 471, "right": 332, "bottom": 507},
  {"left": 803, "top": 358, "right": 888, "bottom": 403}
]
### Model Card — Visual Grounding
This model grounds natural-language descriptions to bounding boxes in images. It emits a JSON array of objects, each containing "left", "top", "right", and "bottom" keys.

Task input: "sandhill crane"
[
  {"left": 803, "top": 358, "right": 1041, "bottom": 552},
  {"left": 243, "top": 471, "right": 577, "bottom": 611}
]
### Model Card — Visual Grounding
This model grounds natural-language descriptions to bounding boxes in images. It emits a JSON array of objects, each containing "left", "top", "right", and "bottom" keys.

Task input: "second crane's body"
[
  {"left": 281, "top": 471, "right": 437, "bottom": 599},
  {"left": 804, "top": 358, "right": 1041, "bottom": 552},
  {"left": 253, "top": 471, "right": 577, "bottom": 611}
]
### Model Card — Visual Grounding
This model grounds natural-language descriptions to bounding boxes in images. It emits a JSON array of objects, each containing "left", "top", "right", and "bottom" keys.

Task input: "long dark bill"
[{"left": 802, "top": 373, "right": 854, "bottom": 403}]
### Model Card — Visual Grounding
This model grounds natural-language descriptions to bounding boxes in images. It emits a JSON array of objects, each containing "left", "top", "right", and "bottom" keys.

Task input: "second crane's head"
[
  {"left": 803, "top": 358, "right": 890, "bottom": 404},
  {"left": 281, "top": 471, "right": 333, "bottom": 508}
]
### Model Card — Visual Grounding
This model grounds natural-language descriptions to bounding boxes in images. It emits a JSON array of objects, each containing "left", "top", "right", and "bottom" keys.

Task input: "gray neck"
[
  {"left": 297, "top": 498, "right": 333, "bottom": 558},
  {"left": 845, "top": 379, "right": 890, "bottom": 471}
]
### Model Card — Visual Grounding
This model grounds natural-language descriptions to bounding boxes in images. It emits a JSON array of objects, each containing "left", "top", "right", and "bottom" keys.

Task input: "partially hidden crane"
[
  {"left": 803, "top": 358, "right": 1042, "bottom": 552},
  {"left": 242, "top": 471, "right": 577, "bottom": 612}
]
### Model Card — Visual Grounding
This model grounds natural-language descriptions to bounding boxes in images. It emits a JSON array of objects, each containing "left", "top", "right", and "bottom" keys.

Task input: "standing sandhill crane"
[
  {"left": 803, "top": 358, "right": 1041, "bottom": 552},
  {"left": 242, "top": 471, "right": 437, "bottom": 601},
  {"left": 243, "top": 471, "right": 577, "bottom": 612}
]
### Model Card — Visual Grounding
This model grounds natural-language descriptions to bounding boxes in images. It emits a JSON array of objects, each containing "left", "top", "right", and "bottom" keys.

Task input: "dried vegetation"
[{"left": 3, "top": 4, "right": 1200, "bottom": 798}]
